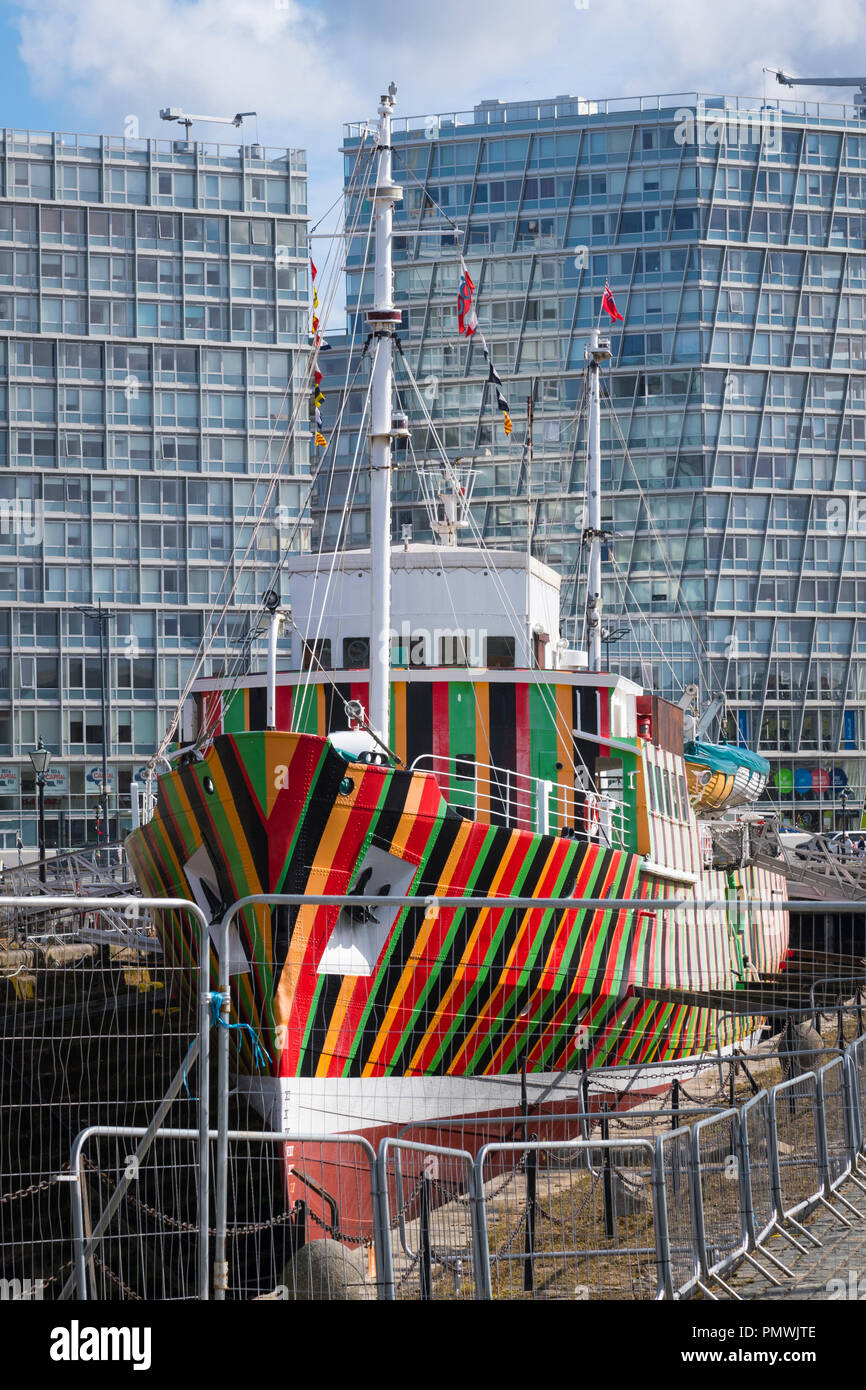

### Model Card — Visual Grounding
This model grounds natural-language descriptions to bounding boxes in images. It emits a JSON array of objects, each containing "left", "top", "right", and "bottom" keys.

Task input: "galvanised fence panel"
[
  {"left": 769, "top": 1073, "right": 823, "bottom": 1225},
  {"left": 690, "top": 1110, "right": 749, "bottom": 1284},
  {"left": 70, "top": 1128, "right": 380, "bottom": 1301},
  {"left": 0, "top": 897, "right": 208, "bottom": 1301},
  {"left": 849, "top": 1037, "right": 866, "bottom": 1158},
  {"left": 655, "top": 1128, "right": 700, "bottom": 1299},
  {"left": 816, "top": 1057, "right": 853, "bottom": 1195},
  {"left": 740, "top": 1091, "right": 777, "bottom": 1248},
  {"left": 475, "top": 1139, "right": 662, "bottom": 1301},
  {"left": 376, "top": 1139, "right": 478, "bottom": 1301}
]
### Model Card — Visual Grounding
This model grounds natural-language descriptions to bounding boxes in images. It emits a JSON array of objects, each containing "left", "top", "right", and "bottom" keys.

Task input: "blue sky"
[{"left": 3, "top": 0, "right": 866, "bottom": 269}]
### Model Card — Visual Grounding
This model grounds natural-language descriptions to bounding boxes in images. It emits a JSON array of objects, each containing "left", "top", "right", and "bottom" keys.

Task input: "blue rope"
[{"left": 210, "top": 993, "right": 271, "bottom": 1070}]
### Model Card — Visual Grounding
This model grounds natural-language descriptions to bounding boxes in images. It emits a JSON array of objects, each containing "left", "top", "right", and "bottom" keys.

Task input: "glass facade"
[
  {"left": 0, "top": 128, "right": 310, "bottom": 848},
  {"left": 322, "top": 92, "right": 866, "bottom": 832}
]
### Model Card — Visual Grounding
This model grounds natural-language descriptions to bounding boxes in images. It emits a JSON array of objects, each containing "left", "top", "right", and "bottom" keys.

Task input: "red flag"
[
  {"left": 457, "top": 269, "right": 475, "bottom": 335},
  {"left": 310, "top": 259, "right": 318, "bottom": 280},
  {"left": 601, "top": 280, "right": 623, "bottom": 323}
]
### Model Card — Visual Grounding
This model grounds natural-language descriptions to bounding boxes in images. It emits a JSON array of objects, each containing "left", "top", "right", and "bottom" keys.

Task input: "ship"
[{"left": 125, "top": 84, "right": 789, "bottom": 1241}]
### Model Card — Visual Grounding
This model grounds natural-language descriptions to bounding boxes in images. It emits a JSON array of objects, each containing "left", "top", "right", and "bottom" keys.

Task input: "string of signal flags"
[
  {"left": 308, "top": 248, "right": 623, "bottom": 451},
  {"left": 458, "top": 262, "right": 623, "bottom": 438}
]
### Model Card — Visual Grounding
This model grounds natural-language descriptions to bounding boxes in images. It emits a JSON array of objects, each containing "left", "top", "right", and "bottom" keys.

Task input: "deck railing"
[{"left": 409, "top": 752, "right": 629, "bottom": 849}]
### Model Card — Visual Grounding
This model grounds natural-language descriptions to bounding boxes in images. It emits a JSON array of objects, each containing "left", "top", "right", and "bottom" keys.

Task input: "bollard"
[
  {"left": 601, "top": 1106, "right": 617, "bottom": 1239},
  {"left": 671, "top": 1080, "right": 681, "bottom": 1200},
  {"left": 419, "top": 1172, "right": 433, "bottom": 1300},
  {"left": 523, "top": 1140, "right": 537, "bottom": 1294}
]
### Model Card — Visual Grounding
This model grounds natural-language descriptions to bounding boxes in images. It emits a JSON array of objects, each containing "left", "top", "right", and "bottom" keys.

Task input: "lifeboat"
[{"left": 684, "top": 740, "right": 770, "bottom": 815}]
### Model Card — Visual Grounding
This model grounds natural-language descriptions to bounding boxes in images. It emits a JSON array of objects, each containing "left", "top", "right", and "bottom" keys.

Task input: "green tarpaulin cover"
[{"left": 684, "top": 741, "right": 770, "bottom": 778}]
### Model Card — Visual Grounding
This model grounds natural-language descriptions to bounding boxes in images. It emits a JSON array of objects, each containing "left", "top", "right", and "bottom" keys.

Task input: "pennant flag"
[
  {"left": 601, "top": 280, "right": 623, "bottom": 323},
  {"left": 495, "top": 388, "right": 510, "bottom": 414},
  {"left": 315, "top": 431, "right": 327, "bottom": 447},
  {"left": 457, "top": 268, "right": 475, "bottom": 335},
  {"left": 313, "top": 288, "right": 319, "bottom": 309},
  {"left": 482, "top": 337, "right": 503, "bottom": 385},
  {"left": 503, "top": 412, "right": 512, "bottom": 436},
  {"left": 310, "top": 258, "right": 318, "bottom": 281},
  {"left": 315, "top": 406, "right": 322, "bottom": 426},
  {"left": 314, "top": 369, "right": 323, "bottom": 386}
]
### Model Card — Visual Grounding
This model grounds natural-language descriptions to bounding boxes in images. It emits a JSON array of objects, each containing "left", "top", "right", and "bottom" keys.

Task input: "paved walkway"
[{"left": 726, "top": 1168, "right": 866, "bottom": 1300}]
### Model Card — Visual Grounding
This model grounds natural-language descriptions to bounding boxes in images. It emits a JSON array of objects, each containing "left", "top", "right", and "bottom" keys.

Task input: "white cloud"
[
  {"left": 10, "top": 0, "right": 866, "bottom": 273},
  {"left": 13, "top": 0, "right": 866, "bottom": 150},
  {"left": 12, "top": 0, "right": 357, "bottom": 141}
]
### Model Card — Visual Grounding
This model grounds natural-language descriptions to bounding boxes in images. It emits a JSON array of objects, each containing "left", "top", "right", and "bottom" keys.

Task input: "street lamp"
[
  {"left": 28, "top": 737, "right": 52, "bottom": 884},
  {"left": 840, "top": 785, "right": 854, "bottom": 833},
  {"left": 75, "top": 602, "right": 115, "bottom": 843}
]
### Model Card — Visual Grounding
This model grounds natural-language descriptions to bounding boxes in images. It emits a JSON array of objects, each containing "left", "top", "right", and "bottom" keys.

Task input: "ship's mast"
[
  {"left": 367, "top": 83, "right": 403, "bottom": 741},
  {"left": 585, "top": 327, "right": 611, "bottom": 672}
]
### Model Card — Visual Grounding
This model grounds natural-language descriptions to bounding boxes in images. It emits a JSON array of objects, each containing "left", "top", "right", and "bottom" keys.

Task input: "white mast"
[
  {"left": 367, "top": 83, "right": 402, "bottom": 741},
  {"left": 585, "top": 328, "right": 611, "bottom": 672}
]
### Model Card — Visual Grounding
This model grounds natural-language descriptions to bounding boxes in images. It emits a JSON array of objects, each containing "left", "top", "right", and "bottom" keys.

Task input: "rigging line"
[
  {"left": 195, "top": 357, "right": 371, "bottom": 745},
  {"left": 290, "top": 350, "right": 376, "bottom": 732},
  {"left": 177, "top": 143, "right": 379, "bottom": 750},
  {"left": 194, "top": 167, "right": 380, "bottom": 752},
  {"left": 605, "top": 550, "right": 686, "bottom": 693},
  {"left": 392, "top": 346, "right": 588, "bottom": 786},
  {"left": 391, "top": 341, "right": 583, "bottom": 767},
  {"left": 307, "top": 132, "right": 372, "bottom": 236},
  {"left": 601, "top": 465, "right": 716, "bottom": 700},
  {"left": 198, "top": 365, "right": 369, "bottom": 750},
  {"left": 394, "top": 157, "right": 464, "bottom": 246},
  {"left": 286, "top": 153, "right": 384, "bottom": 731},
  {"left": 599, "top": 374, "right": 725, "bottom": 697},
  {"left": 257, "top": 341, "right": 373, "bottom": 599}
]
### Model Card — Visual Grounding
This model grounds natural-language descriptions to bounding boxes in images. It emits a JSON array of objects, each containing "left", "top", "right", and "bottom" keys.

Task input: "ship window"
[
  {"left": 342, "top": 636, "right": 369, "bottom": 668},
  {"left": 610, "top": 689, "right": 636, "bottom": 739},
  {"left": 302, "top": 637, "right": 331, "bottom": 670},
  {"left": 439, "top": 631, "right": 470, "bottom": 666},
  {"left": 485, "top": 635, "right": 515, "bottom": 669}
]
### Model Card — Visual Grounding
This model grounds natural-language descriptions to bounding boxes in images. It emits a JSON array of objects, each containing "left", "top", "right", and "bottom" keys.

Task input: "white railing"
[{"left": 408, "top": 753, "right": 629, "bottom": 850}]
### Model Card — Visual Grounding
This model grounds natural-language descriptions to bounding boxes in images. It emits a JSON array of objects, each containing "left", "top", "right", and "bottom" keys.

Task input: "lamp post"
[
  {"left": 840, "top": 785, "right": 854, "bottom": 834},
  {"left": 75, "top": 602, "right": 115, "bottom": 843},
  {"left": 28, "top": 737, "right": 52, "bottom": 884}
]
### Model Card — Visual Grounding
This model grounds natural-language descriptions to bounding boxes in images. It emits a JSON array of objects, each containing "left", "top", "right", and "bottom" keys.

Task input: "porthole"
[
  {"left": 339, "top": 776, "right": 355, "bottom": 796},
  {"left": 203, "top": 776, "right": 216, "bottom": 795}
]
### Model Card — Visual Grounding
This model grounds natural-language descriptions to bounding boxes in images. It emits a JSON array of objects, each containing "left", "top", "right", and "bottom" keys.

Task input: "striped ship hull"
[{"left": 126, "top": 729, "right": 788, "bottom": 1236}]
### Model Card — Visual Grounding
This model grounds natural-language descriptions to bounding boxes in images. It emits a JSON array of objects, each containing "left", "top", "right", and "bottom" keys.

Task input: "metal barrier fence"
[
  {"left": 68, "top": 1127, "right": 381, "bottom": 1302},
  {"left": 377, "top": 1140, "right": 479, "bottom": 1301},
  {"left": 64, "top": 1037, "right": 866, "bottom": 1302},
  {"left": 0, "top": 895, "right": 210, "bottom": 1302},
  {"left": 852, "top": 1037, "right": 866, "bottom": 1159},
  {"left": 690, "top": 1109, "right": 749, "bottom": 1296},
  {"left": 769, "top": 1072, "right": 825, "bottom": 1232},
  {"left": 3, "top": 887, "right": 865, "bottom": 1300},
  {"left": 656, "top": 1128, "right": 700, "bottom": 1299},
  {"left": 474, "top": 1138, "right": 662, "bottom": 1300}
]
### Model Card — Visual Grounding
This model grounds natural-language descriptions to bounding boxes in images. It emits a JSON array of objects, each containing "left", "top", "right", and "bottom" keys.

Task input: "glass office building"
[
  {"left": 330, "top": 91, "right": 866, "bottom": 832},
  {"left": 0, "top": 127, "right": 310, "bottom": 849}
]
